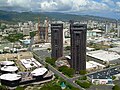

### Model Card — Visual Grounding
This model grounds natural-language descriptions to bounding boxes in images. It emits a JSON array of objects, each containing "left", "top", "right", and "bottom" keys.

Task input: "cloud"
[
  {"left": 102, "top": 0, "right": 115, "bottom": 6},
  {"left": 39, "top": 0, "right": 109, "bottom": 12},
  {"left": 0, "top": 0, "right": 119, "bottom": 18},
  {"left": 0, "top": 0, "right": 110, "bottom": 12},
  {"left": 116, "top": 2, "right": 120, "bottom": 7}
]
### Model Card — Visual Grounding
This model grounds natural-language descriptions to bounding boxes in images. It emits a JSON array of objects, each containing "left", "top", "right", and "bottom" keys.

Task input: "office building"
[
  {"left": 51, "top": 23, "right": 63, "bottom": 59},
  {"left": 70, "top": 24, "right": 87, "bottom": 72}
]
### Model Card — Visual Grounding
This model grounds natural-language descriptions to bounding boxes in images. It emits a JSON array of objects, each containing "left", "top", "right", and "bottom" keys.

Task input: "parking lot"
[
  {"left": 87, "top": 67, "right": 120, "bottom": 79},
  {"left": 33, "top": 49, "right": 51, "bottom": 59}
]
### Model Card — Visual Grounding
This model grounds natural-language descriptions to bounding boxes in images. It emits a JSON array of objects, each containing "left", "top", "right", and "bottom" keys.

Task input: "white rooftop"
[
  {"left": 1, "top": 66, "right": 18, "bottom": 72},
  {"left": 88, "top": 61, "right": 105, "bottom": 67},
  {"left": 86, "top": 62, "right": 97, "bottom": 69},
  {"left": 86, "top": 47, "right": 95, "bottom": 51},
  {"left": 87, "top": 50, "right": 120, "bottom": 61},
  {"left": 0, "top": 73, "right": 21, "bottom": 81},
  {"left": 20, "top": 58, "right": 42, "bottom": 69},
  {"left": 92, "top": 29, "right": 102, "bottom": 32},
  {"left": 31, "top": 68, "right": 48, "bottom": 76},
  {"left": 0, "top": 61, "right": 14, "bottom": 66},
  {"left": 108, "top": 47, "right": 120, "bottom": 53},
  {"left": 65, "top": 56, "right": 71, "bottom": 59}
]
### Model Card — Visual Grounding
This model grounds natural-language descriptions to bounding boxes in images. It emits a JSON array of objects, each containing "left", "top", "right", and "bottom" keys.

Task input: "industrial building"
[
  {"left": 87, "top": 50, "right": 120, "bottom": 65},
  {"left": 108, "top": 47, "right": 120, "bottom": 54},
  {"left": 86, "top": 61, "right": 105, "bottom": 72}
]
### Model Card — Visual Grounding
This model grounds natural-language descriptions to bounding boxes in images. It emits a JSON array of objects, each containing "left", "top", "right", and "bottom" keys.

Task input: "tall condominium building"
[
  {"left": 118, "top": 24, "right": 120, "bottom": 38},
  {"left": 105, "top": 23, "right": 110, "bottom": 34},
  {"left": 51, "top": 23, "right": 63, "bottom": 59},
  {"left": 70, "top": 24, "right": 87, "bottom": 72}
]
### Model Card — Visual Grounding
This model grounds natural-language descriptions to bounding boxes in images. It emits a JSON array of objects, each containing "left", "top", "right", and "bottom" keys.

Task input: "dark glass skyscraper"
[
  {"left": 51, "top": 23, "right": 63, "bottom": 59},
  {"left": 70, "top": 24, "right": 87, "bottom": 72}
]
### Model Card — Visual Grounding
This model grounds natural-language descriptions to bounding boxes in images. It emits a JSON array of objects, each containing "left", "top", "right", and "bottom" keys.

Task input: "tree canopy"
[
  {"left": 45, "top": 57, "right": 56, "bottom": 67},
  {"left": 4, "top": 33, "right": 23, "bottom": 42},
  {"left": 58, "top": 66, "right": 75, "bottom": 77},
  {"left": 112, "top": 85, "right": 120, "bottom": 90}
]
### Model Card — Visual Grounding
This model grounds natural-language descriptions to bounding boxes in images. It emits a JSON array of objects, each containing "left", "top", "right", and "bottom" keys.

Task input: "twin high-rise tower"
[
  {"left": 51, "top": 24, "right": 63, "bottom": 59},
  {"left": 51, "top": 23, "right": 87, "bottom": 72},
  {"left": 70, "top": 24, "right": 87, "bottom": 72}
]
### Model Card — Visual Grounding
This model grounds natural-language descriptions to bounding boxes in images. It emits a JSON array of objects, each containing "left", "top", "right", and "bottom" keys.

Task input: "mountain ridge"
[{"left": 0, "top": 10, "right": 117, "bottom": 23}]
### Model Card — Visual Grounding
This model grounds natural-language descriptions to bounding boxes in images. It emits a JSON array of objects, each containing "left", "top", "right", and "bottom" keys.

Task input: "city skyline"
[{"left": 0, "top": 0, "right": 120, "bottom": 19}]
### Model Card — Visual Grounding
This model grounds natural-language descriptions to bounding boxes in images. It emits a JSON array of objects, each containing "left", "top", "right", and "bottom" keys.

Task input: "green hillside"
[
  {"left": 0, "top": 10, "right": 48, "bottom": 23},
  {"left": 0, "top": 10, "right": 116, "bottom": 23}
]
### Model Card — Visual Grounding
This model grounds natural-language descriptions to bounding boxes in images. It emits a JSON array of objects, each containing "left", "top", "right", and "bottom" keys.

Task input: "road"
[
  {"left": 28, "top": 37, "right": 34, "bottom": 51},
  {"left": 32, "top": 50, "right": 85, "bottom": 90}
]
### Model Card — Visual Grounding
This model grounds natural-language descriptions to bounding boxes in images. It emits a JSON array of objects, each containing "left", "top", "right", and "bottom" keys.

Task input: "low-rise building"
[
  {"left": 86, "top": 61, "right": 105, "bottom": 72},
  {"left": 87, "top": 50, "right": 120, "bottom": 65},
  {"left": 108, "top": 47, "right": 120, "bottom": 54}
]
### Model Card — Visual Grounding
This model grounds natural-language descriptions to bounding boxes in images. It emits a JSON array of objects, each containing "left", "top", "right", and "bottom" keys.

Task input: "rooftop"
[
  {"left": 20, "top": 58, "right": 42, "bottom": 69},
  {"left": 31, "top": 68, "right": 48, "bottom": 76},
  {"left": 0, "top": 73, "right": 21, "bottom": 81},
  {"left": 88, "top": 61, "right": 105, "bottom": 67},
  {"left": 87, "top": 50, "right": 120, "bottom": 61},
  {"left": 0, "top": 51, "right": 33, "bottom": 60},
  {"left": 0, "top": 61, "right": 14, "bottom": 65},
  {"left": 1, "top": 66, "right": 18, "bottom": 72},
  {"left": 108, "top": 47, "right": 120, "bottom": 53},
  {"left": 86, "top": 62, "right": 97, "bottom": 69}
]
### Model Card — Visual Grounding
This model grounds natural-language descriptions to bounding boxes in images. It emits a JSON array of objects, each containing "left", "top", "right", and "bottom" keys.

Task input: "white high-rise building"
[
  {"left": 24, "top": 23, "right": 28, "bottom": 28},
  {"left": 105, "top": 24, "right": 110, "bottom": 34},
  {"left": 118, "top": 25, "right": 120, "bottom": 38},
  {"left": 18, "top": 22, "right": 22, "bottom": 27}
]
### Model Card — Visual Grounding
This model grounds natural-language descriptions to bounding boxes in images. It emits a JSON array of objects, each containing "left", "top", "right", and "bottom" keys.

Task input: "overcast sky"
[{"left": 0, "top": 0, "right": 120, "bottom": 19}]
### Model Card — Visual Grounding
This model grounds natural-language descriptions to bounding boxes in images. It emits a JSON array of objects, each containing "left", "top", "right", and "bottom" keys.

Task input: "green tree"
[
  {"left": 65, "top": 83, "right": 79, "bottom": 90},
  {"left": 112, "top": 76, "right": 116, "bottom": 80},
  {"left": 112, "top": 85, "right": 120, "bottom": 90},
  {"left": 45, "top": 57, "right": 56, "bottom": 67},
  {"left": 30, "top": 31, "right": 36, "bottom": 37},
  {"left": 76, "top": 80, "right": 91, "bottom": 88},
  {"left": 79, "top": 76, "right": 87, "bottom": 80},
  {"left": 15, "top": 86, "right": 25, "bottom": 90},
  {"left": 65, "top": 46, "right": 71, "bottom": 50},
  {"left": 0, "top": 85, "right": 7, "bottom": 90},
  {"left": 4, "top": 33, "right": 24, "bottom": 42},
  {"left": 79, "top": 70, "right": 87, "bottom": 75},
  {"left": 40, "top": 84, "right": 61, "bottom": 90},
  {"left": 58, "top": 66, "right": 75, "bottom": 77}
]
